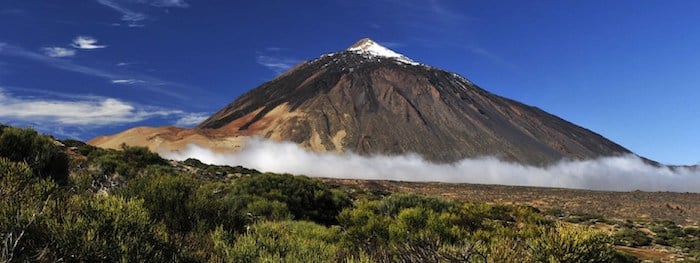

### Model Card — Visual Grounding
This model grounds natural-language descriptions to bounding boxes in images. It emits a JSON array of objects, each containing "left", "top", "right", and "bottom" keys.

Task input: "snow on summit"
[{"left": 347, "top": 38, "right": 418, "bottom": 65}]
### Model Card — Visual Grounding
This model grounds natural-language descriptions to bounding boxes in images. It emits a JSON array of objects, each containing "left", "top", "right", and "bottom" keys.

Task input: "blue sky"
[{"left": 0, "top": 1, "right": 698, "bottom": 165}]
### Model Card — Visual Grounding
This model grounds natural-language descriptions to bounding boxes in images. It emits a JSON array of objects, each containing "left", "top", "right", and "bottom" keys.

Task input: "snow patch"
[{"left": 347, "top": 38, "right": 419, "bottom": 65}]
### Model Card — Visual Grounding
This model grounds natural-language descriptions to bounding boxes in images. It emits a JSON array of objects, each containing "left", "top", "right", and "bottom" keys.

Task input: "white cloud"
[
  {"left": 0, "top": 88, "right": 206, "bottom": 129},
  {"left": 256, "top": 55, "right": 300, "bottom": 74},
  {"left": 41, "top": 47, "right": 76, "bottom": 58},
  {"left": 71, "top": 36, "right": 107, "bottom": 49},
  {"left": 174, "top": 112, "right": 208, "bottom": 127},
  {"left": 0, "top": 90, "right": 175, "bottom": 126},
  {"left": 162, "top": 138, "right": 700, "bottom": 193},
  {"left": 111, "top": 79, "right": 144, "bottom": 84}
]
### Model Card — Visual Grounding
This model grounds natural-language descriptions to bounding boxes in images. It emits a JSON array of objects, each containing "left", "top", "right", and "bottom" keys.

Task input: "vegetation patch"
[{"left": 0, "top": 126, "right": 697, "bottom": 262}]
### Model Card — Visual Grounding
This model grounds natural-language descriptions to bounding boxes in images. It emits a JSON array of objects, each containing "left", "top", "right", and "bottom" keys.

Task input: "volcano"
[{"left": 89, "top": 38, "right": 630, "bottom": 165}]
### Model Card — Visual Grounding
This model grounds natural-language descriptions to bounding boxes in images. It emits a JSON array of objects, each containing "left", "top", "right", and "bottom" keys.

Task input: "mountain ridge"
[{"left": 90, "top": 38, "right": 632, "bottom": 165}]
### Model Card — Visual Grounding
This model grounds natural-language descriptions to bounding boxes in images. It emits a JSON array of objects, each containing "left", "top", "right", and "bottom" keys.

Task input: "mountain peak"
[{"left": 347, "top": 38, "right": 417, "bottom": 65}]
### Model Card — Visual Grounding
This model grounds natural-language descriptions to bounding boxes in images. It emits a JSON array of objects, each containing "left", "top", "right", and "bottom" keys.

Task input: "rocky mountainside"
[{"left": 90, "top": 38, "right": 630, "bottom": 165}]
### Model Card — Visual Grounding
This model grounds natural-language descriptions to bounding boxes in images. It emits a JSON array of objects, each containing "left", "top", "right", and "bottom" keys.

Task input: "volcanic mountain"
[{"left": 89, "top": 38, "right": 630, "bottom": 165}]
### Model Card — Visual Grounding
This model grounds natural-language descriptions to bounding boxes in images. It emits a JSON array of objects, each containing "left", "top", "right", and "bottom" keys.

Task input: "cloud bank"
[{"left": 162, "top": 138, "right": 700, "bottom": 193}]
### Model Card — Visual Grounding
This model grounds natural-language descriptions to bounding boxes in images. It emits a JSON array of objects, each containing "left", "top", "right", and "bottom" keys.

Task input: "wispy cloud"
[
  {"left": 0, "top": 9, "right": 25, "bottom": 15},
  {"left": 0, "top": 88, "right": 206, "bottom": 129},
  {"left": 174, "top": 112, "right": 208, "bottom": 127},
  {"left": 464, "top": 46, "right": 517, "bottom": 70},
  {"left": 256, "top": 55, "right": 300, "bottom": 74},
  {"left": 386, "top": 0, "right": 470, "bottom": 33},
  {"left": 111, "top": 79, "right": 145, "bottom": 84},
  {"left": 147, "top": 0, "right": 189, "bottom": 8},
  {"left": 255, "top": 47, "right": 302, "bottom": 74},
  {"left": 71, "top": 36, "right": 107, "bottom": 49},
  {"left": 96, "top": 0, "right": 148, "bottom": 25},
  {"left": 380, "top": 0, "right": 515, "bottom": 70},
  {"left": 41, "top": 47, "right": 76, "bottom": 58},
  {"left": 378, "top": 41, "right": 404, "bottom": 49},
  {"left": 96, "top": 0, "right": 190, "bottom": 27},
  {"left": 0, "top": 42, "right": 187, "bottom": 99}
]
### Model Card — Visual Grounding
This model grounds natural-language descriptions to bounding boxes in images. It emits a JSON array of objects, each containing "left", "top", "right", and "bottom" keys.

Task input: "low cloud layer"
[{"left": 162, "top": 137, "right": 700, "bottom": 193}]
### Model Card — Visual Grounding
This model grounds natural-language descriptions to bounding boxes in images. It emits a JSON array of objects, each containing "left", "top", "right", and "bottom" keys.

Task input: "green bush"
[
  {"left": 231, "top": 173, "right": 351, "bottom": 225},
  {"left": 339, "top": 195, "right": 474, "bottom": 260},
  {"left": 0, "top": 127, "right": 68, "bottom": 183},
  {"left": 211, "top": 220, "right": 341, "bottom": 263},
  {"left": 338, "top": 200, "right": 391, "bottom": 250},
  {"left": 613, "top": 228, "right": 652, "bottom": 247},
  {"left": 88, "top": 144, "right": 167, "bottom": 178},
  {"left": 188, "top": 181, "right": 296, "bottom": 234},
  {"left": 650, "top": 220, "right": 687, "bottom": 246},
  {"left": 0, "top": 158, "right": 57, "bottom": 262},
  {"left": 377, "top": 193, "right": 455, "bottom": 216},
  {"left": 528, "top": 223, "right": 616, "bottom": 263},
  {"left": 41, "top": 195, "right": 180, "bottom": 262},
  {"left": 117, "top": 173, "right": 200, "bottom": 232},
  {"left": 183, "top": 157, "right": 260, "bottom": 175},
  {"left": 61, "top": 139, "right": 98, "bottom": 156}
]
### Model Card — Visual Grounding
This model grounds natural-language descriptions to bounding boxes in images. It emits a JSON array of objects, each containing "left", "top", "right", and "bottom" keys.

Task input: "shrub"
[
  {"left": 121, "top": 144, "right": 167, "bottom": 168},
  {"left": 613, "top": 228, "right": 652, "bottom": 247},
  {"left": 61, "top": 139, "right": 97, "bottom": 156},
  {"left": 88, "top": 145, "right": 167, "bottom": 178},
  {"left": 0, "top": 158, "right": 57, "bottom": 262},
  {"left": 188, "top": 181, "right": 295, "bottom": 233},
  {"left": 231, "top": 173, "right": 351, "bottom": 225},
  {"left": 183, "top": 158, "right": 260, "bottom": 176},
  {"left": 212, "top": 220, "right": 341, "bottom": 263},
  {"left": 377, "top": 193, "right": 455, "bottom": 217},
  {"left": 528, "top": 223, "right": 616, "bottom": 263},
  {"left": 40, "top": 195, "right": 180, "bottom": 262},
  {"left": 338, "top": 200, "right": 391, "bottom": 250},
  {"left": 339, "top": 196, "right": 471, "bottom": 260},
  {"left": 117, "top": 173, "right": 200, "bottom": 232},
  {"left": 0, "top": 127, "right": 68, "bottom": 183}
]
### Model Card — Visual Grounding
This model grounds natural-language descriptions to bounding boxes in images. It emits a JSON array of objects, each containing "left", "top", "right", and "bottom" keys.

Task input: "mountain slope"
[{"left": 90, "top": 38, "right": 630, "bottom": 165}]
